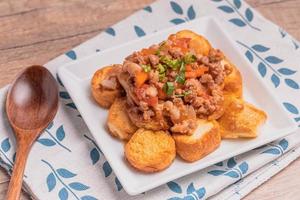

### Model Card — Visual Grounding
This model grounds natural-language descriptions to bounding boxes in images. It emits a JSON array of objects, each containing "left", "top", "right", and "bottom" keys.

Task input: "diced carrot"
[
  {"left": 185, "top": 66, "right": 209, "bottom": 78},
  {"left": 185, "top": 64, "right": 193, "bottom": 71},
  {"left": 135, "top": 71, "right": 149, "bottom": 88}
]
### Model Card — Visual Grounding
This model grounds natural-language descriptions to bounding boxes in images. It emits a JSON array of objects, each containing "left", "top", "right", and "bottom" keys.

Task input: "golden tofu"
[
  {"left": 125, "top": 129, "right": 176, "bottom": 173},
  {"left": 172, "top": 120, "right": 221, "bottom": 162},
  {"left": 218, "top": 96, "right": 267, "bottom": 139},
  {"left": 223, "top": 59, "right": 243, "bottom": 98},
  {"left": 91, "top": 65, "right": 122, "bottom": 108},
  {"left": 107, "top": 98, "right": 138, "bottom": 140},
  {"left": 173, "top": 30, "right": 212, "bottom": 56}
]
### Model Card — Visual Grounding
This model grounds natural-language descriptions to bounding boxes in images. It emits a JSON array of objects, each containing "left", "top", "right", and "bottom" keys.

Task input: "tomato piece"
[
  {"left": 135, "top": 84, "right": 159, "bottom": 107},
  {"left": 145, "top": 96, "right": 158, "bottom": 107},
  {"left": 158, "top": 87, "right": 167, "bottom": 99}
]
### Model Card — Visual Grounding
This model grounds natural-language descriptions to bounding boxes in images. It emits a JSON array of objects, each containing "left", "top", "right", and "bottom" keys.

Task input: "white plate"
[{"left": 58, "top": 16, "right": 297, "bottom": 195}]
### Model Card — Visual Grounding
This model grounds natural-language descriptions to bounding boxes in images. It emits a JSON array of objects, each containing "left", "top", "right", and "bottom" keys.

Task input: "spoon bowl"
[{"left": 6, "top": 65, "right": 58, "bottom": 200}]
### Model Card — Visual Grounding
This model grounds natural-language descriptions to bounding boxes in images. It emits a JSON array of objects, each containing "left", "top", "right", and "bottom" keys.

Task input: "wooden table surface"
[{"left": 0, "top": 0, "right": 299, "bottom": 199}]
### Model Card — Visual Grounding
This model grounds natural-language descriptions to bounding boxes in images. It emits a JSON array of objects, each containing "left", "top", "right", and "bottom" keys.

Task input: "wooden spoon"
[{"left": 5, "top": 65, "right": 59, "bottom": 200}]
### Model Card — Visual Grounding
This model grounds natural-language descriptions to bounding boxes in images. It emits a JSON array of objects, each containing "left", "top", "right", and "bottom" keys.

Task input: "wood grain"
[
  {"left": 6, "top": 66, "right": 58, "bottom": 200},
  {"left": 0, "top": 0, "right": 299, "bottom": 199}
]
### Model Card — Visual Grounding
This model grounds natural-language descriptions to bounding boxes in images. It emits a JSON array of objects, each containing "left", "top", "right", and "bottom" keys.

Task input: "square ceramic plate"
[{"left": 58, "top": 16, "right": 297, "bottom": 195}]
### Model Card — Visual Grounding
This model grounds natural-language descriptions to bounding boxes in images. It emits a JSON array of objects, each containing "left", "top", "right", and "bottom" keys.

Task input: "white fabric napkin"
[{"left": 0, "top": 0, "right": 299, "bottom": 199}]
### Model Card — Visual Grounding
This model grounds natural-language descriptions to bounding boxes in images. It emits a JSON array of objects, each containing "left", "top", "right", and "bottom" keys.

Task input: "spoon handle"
[{"left": 6, "top": 141, "right": 31, "bottom": 200}]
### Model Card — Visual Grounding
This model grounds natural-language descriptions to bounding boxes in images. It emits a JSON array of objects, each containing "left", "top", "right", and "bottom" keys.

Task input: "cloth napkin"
[{"left": 0, "top": 0, "right": 300, "bottom": 199}]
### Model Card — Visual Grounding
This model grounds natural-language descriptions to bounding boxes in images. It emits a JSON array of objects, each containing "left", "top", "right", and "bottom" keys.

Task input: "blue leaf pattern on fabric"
[
  {"left": 43, "top": 159, "right": 94, "bottom": 198},
  {"left": 69, "top": 182, "right": 89, "bottom": 191},
  {"left": 278, "top": 68, "right": 297, "bottom": 75},
  {"left": 47, "top": 121, "right": 54, "bottom": 130},
  {"left": 59, "top": 91, "right": 71, "bottom": 99},
  {"left": 271, "top": 74, "right": 280, "bottom": 88},
  {"left": 115, "top": 177, "right": 123, "bottom": 191},
  {"left": 252, "top": 44, "right": 270, "bottom": 52},
  {"left": 218, "top": 6, "right": 234, "bottom": 13},
  {"left": 283, "top": 102, "right": 299, "bottom": 114},
  {"left": 238, "top": 162, "right": 248, "bottom": 174},
  {"left": 102, "top": 161, "right": 112, "bottom": 177},
  {"left": 57, "top": 74, "right": 64, "bottom": 87},
  {"left": 245, "top": 8, "right": 253, "bottom": 22},
  {"left": 262, "top": 148, "right": 281, "bottom": 155},
  {"left": 1, "top": 138, "right": 11, "bottom": 153},
  {"left": 167, "top": 181, "right": 182, "bottom": 194},
  {"left": 143, "top": 6, "right": 152, "bottom": 13},
  {"left": 81, "top": 196, "right": 98, "bottom": 200},
  {"left": 58, "top": 188, "right": 68, "bottom": 200},
  {"left": 265, "top": 56, "right": 283, "bottom": 64},
  {"left": 215, "top": 161, "right": 223, "bottom": 167},
  {"left": 12, "top": 153, "right": 16, "bottom": 162},
  {"left": 285, "top": 79, "right": 299, "bottom": 89},
  {"left": 279, "top": 139, "right": 289, "bottom": 151},
  {"left": 187, "top": 6, "right": 196, "bottom": 20},
  {"left": 229, "top": 19, "right": 246, "bottom": 27},
  {"left": 56, "top": 126, "right": 65, "bottom": 142},
  {"left": 233, "top": 0, "right": 241, "bottom": 9},
  {"left": 38, "top": 138, "right": 56, "bottom": 146},
  {"left": 66, "top": 103, "right": 77, "bottom": 110},
  {"left": 258, "top": 62, "right": 267, "bottom": 77},
  {"left": 196, "top": 187, "right": 206, "bottom": 199},
  {"left": 227, "top": 157, "right": 237, "bottom": 168},
  {"left": 90, "top": 148, "right": 100, "bottom": 165},
  {"left": 168, "top": 197, "right": 182, "bottom": 200},
  {"left": 245, "top": 50, "right": 253, "bottom": 63},
  {"left": 46, "top": 172, "right": 56, "bottom": 192},
  {"left": 183, "top": 195, "right": 194, "bottom": 200},
  {"left": 134, "top": 25, "right": 146, "bottom": 37},
  {"left": 170, "top": 1, "right": 183, "bottom": 14},
  {"left": 186, "top": 183, "right": 195, "bottom": 194},
  {"left": 208, "top": 170, "right": 226, "bottom": 176},
  {"left": 105, "top": 28, "right": 116, "bottom": 36},
  {"left": 293, "top": 40, "right": 299, "bottom": 50},
  {"left": 170, "top": 18, "right": 186, "bottom": 25},
  {"left": 224, "top": 171, "right": 239, "bottom": 178},
  {"left": 57, "top": 168, "right": 76, "bottom": 178},
  {"left": 65, "top": 50, "right": 77, "bottom": 60}
]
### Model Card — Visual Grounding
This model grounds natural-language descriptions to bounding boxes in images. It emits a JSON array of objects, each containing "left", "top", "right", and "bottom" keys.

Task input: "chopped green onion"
[
  {"left": 160, "top": 56, "right": 181, "bottom": 70},
  {"left": 175, "top": 90, "right": 192, "bottom": 97},
  {"left": 163, "top": 82, "right": 175, "bottom": 96},
  {"left": 157, "top": 64, "right": 166, "bottom": 73},
  {"left": 141, "top": 64, "right": 151, "bottom": 73},
  {"left": 184, "top": 53, "right": 197, "bottom": 64},
  {"left": 157, "top": 64, "right": 166, "bottom": 81},
  {"left": 175, "top": 61, "right": 186, "bottom": 84}
]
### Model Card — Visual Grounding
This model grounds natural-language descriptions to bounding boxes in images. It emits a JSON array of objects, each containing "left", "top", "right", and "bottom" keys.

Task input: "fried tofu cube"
[{"left": 172, "top": 120, "right": 221, "bottom": 162}]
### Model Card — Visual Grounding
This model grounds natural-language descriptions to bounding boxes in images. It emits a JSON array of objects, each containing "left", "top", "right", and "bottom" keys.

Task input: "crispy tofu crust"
[
  {"left": 125, "top": 129, "right": 176, "bottom": 173},
  {"left": 223, "top": 59, "right": 243, "bottom": 98},
  {"left": 107, "top": 98, "right": 138, "bottom": 140},
  {"left": 218, "top": 96, "right": 267, "bottom": 139},
  {"left": 174, "top": 30, "right": 212, "bottom": 56},
  {"left": 91, "top": 66, "right": 121, "bottom": 108},
  {"left": 172, "top": 120, "right": 221, "bottom": 162}
]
